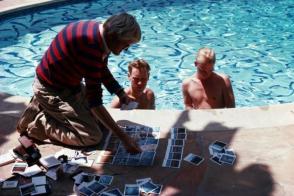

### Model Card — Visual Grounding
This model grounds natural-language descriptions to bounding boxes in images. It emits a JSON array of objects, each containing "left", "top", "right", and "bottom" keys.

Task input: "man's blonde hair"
[
  {"left": 196, "top": 48, "right": 216, "bottom": 65},
  {"left": 128, "top": 59, "right": 150, "bottom": 74}
]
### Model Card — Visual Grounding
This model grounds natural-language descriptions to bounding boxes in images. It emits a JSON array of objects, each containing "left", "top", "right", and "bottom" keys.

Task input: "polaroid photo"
[
  {"left": 136, "top": 177, "right": 151, "bottom": 185},
  {"left": 2, "top": 180, "right": 18, "bottom": 189},
  {"left": 101, "top": 188, "right": 123, "bottom": 196},
  {"left": 168, "top": 139, "right": 184, "bottom": 146},
  {"left": 78, "top": 182, "right": 94, "bottom": 196},
  {"left": 55, "top": 148, "right": 77, "bottom": 160},
  {"left": 220, "top": 153, "right": 236, "bottom": 165},
  {"left": 139, "top": 180, "right": 158, "bottom": 193},
  {"left": 184, "top": 153, "right": 204, "bottom": 166},
  {"left": 140, "top": 144, "right": 157, "bottom": 152},
  {"left": 150, "top": 184, "right": 163, "bottom": 194},
  {"left": 124, "top": 184, "right": 140, "bottom": 196},
  {"left": 39, "top": 155, "right": 61, "bottom": 169},
  {"left": 168, "top": 152, "right": 182, "bottom": 160},
  {"left": 73, "top": 172, "right": 94, "bottom": 185},
  {"left": 209, "top": 141, "right": 227, "bottom": 156},
  {"left": 171, "top": 146, "right": 184, "bottom": 153},
  {"left": 70, "top": 158, "right": 94, "bottom": 167},
  {"left": 46, "top": 166, "right": 59, "bottom": 181},
  {"left": 210, "top": 156, "right": 223, "bottom": 165},
  {"left": 21, "top": 164, "right": 43, "bottom": 177},
  {"left": 11, "top": 162, "right": 28, "bottom": 174},
  {"left": 145, "top": 138, "right": 159, "bottom": 145},
  {"left": 19, "top": 183, "right": 36, "bottom": 196},
  {"left": 62, "top": 163, "right": 79, "bottom": 174},
  {"left": 225, "top": 149, "right": 235, "bottom": 156},
  {"left": 162, "top": 159, "right": 181, "bottom": 168},
  {"left": 121, "top": 101, "right": 138, "bottom": 110},
  {"left": 98, "top": 175, "right": 113, "bottom": 185},
  {"left": 32, "top": 176, "right": 46, "bottom": 186},
  {"left": 31, "top": 185, "right": 48, "bottom": 196},
  {"left": 87, "top": 180, "right": 107, "bottom": 194}
]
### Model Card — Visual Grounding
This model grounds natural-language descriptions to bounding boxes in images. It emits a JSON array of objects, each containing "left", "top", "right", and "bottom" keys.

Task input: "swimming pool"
[{"left": 0, "top": 0, "right": 293, "bottom": 110}]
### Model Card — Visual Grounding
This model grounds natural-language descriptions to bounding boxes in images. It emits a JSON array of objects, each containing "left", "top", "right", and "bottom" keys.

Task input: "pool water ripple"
[{"left": 0, "top": 0, "right": 293, "bottom": 109}]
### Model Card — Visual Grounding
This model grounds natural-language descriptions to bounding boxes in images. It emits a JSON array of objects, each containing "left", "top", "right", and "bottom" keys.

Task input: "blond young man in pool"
[
  {"left": 182, "top": 48, "right": 235, "bottom": 109},
  {"left": 111, "top": 59, "right": 155, "bottom": 109}
]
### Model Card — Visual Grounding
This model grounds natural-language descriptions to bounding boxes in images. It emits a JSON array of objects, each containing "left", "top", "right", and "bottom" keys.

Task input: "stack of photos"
[
  {"left": 73, "top": 172, "right": 114, "bottom": 196},
  {"left": 124, "top": 177, "right": 162, "bottom": 196},
  {"left": 97, "top": 125, "right": 160, "bottom": 166},
  {"left": 162, "top": 128, "right": 187, "bottom": 168},
  {"left": 209, "top": 140, "right": 237, "bottom": 165},
  {"left": 19, "top": 176, "right": 50, "bottom": 196}
]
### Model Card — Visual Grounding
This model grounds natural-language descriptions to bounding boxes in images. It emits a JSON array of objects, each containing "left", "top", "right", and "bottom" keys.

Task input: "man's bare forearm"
[{"left": 90, "top": 105, "right": 126, "bottom": 139}]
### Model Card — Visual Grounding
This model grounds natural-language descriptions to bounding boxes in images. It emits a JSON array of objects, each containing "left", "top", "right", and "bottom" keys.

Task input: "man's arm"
[
  {"left": 182, "top": 80, "right": 193, "bottom": 110},
  {"left": 222, "top": 75, "right": 235, "bottom": 108},
  {"left": 146, "top": 89, "right": 155, "bottom": 109},
  {"left": 90, "top": 105, "right": 141, "bottom": 153},
  {"left": 110, "top": 96, "right": 121, "bottom": 108}
]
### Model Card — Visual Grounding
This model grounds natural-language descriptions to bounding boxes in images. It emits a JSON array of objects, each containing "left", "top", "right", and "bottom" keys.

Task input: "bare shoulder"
[
  {"left": 217, "top": 73, "right": 232, "bottom": 86},
  {"left": 183, "top": 76, "right": 199, "bottom": 87},
  {"left": 145, "top": 88, "right": 155, "bottom": 98}
]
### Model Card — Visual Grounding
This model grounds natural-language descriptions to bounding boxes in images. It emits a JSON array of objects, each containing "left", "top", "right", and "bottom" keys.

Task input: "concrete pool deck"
[{"left": 0, "top": 0, "right": 294, "bottom": 195}]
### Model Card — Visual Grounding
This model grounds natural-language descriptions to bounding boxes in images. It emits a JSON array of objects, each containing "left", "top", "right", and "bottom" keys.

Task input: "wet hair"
[
  {"left": 196, "top": 47, "right": 216, "bottom": 65},
  {"left": 103, "top": 13, "right": 141, "bottom": 42},
  {"left": 128, "top": 59, "right": 151, "bottom": 74}
]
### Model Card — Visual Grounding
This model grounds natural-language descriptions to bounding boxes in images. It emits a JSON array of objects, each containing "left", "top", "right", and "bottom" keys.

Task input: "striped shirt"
[{"left": 36, "top": 21, "right": 122, "bottom": 108}]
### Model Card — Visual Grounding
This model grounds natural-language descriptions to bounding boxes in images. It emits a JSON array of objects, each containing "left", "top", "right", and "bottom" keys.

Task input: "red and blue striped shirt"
[{"left": 36, "top": 20, "right": 122, "bottom": 107}]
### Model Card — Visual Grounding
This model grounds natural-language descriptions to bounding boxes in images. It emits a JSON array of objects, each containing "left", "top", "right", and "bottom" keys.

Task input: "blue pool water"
[{"left": 0, "top": 0, "right": 293, "bottom": 110}]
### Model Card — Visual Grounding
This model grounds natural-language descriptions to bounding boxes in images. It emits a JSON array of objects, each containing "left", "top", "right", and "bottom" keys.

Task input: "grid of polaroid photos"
[
  {"left": 97, "top": 125, "right": 160, "bottom": 166},
  {"left": 162, "top": 127, "right": 187, "bottom": 168},
  {"left": 209, "top": 140, "right": 237, "bottom": 165}
]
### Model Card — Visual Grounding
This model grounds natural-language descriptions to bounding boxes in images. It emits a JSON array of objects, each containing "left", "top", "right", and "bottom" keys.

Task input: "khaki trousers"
[{"left": 17, "top": 77, "right": 103, "bottom": 147}]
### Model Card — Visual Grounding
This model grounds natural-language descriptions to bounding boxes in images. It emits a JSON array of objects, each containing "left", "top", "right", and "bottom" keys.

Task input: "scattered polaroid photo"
[
  {"left": 136, "top": 177, "right": 151, "bottom": 185},
  {"left": 209, "top": 140, "right": 227, "bottom": 156},
  {"left": 70, "top": 157, "right": 94, "bottom": 167},
  {"left": 224, "top": 149, "right": 235, "bottom": 156},
  {"left": 210, "top": 156, "right": 223, "bottom": 165},
  {"left": 100, "top": 188, "right": 123, "bottom": 196},
  {"left": 219, "top": 153, "right": 236, "bottom": 165},
  {"left": 150, "top": 184, "right": 163, "bottom": 194},
  {"left": 87, "top": 180, "right": 107, "bottom": 194},
  {"left": 46, "top": 165, "right": 61, "bottom": 180},
  {"left": 78, "top": 182, "right": 94, "bottom": 196},
  {"left": 121, "top": 101, "right": 138, "bottom": 110},
  {"left": 21, "top": 164, "right": 43, "bottom": 177},
  {"left": 167, "top": 152, "right": 182, "bottom": 160},
  {"left": 62, "top": 163, "right": 79, "bottom": 174},
  {"left": 0, "top": 151, "right": 16, "bottom": 166},
  {"left": 139, "top": 180, "right": 158, "bottom": 193},
  {"left": 19, "top": 183, "right": 36, "bottom": 196},
  {"left": 31, "top": 185, "right": 48, "bottom": 196},
  {"left": 73, "top": 172, "right": 96, "bottom": 185},
  {"left": 32, "top": 176, "right": 46, "bottom": 186},
  {"left": 98, "top": 175, "right": 113, "bottom": 185},
  {"left": 124, "top": 184, "right": 140, "bottom": 196},
  {"left": 2, "top": 180, "right": 18, "bottom": 189},
  {"left": 184, "top": 153, "right": 204, "bottom": 166},
  {"left": 39, "top": 155, "right": 61, "bottom": 169},
  {"left": 11, "top": 162, "right": 28, "bottom": 174}
]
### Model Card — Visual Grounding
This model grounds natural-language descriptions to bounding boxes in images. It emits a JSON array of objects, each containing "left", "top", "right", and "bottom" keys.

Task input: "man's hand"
[
  {"left": 121, "top": 134, "right": 142, "bottom": 154},
  {"left": 118, "top": 92, "right": 132, "bottom": 105}
]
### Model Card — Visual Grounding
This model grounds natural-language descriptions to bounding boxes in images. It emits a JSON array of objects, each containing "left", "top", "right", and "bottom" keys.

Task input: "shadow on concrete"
[
  {"left": 163, "top": 110, "right": 274, "bottom": 196},
  {"left": 0, "top": 93, "right": 28, "bottom": 148}
]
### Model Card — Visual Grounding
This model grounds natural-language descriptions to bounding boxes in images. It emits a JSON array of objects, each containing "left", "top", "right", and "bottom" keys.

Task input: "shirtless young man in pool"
[
  {"left": 182, "top": 48, "right": 235, "bottom": 109},
  {"left": 111, "top": 59, "right": 155, "bottom": 109}
]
